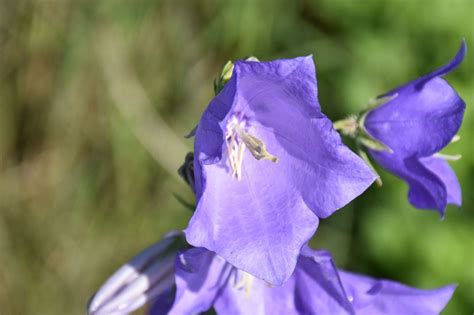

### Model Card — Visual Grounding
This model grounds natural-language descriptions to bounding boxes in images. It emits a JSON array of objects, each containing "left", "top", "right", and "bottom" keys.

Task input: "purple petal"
[
  {"left": 420, "top": 156, "right": 462, "bottom": 207},
  {"left": 169, "top": 248, "right": 231, "bottom": 314},
  {"left": 147, "top": 289, "right": 175, "bottom": 315},
  {"left": 187, "top": 149, "right": 320, "bottom": 285},
  {"left": 214, "top": 270, "right": 298, "bottom": 315},
  {"left": 296, "top": 247, "right": 455, "bottom": 315},
  {"left": 294, "top": 248, "right": 355, "bottom": 314},
  {"left": 193, "top": 72, "right": 238, "bottom": 197},
  {"left": 380, "top": 40, "right": 466, "bottom": 98},
  {"left": 365, "top": 42, "right": 466, "bottom": 158},
  {"left": 246, "top": 87, "right": 377, "bottom": 218},
  {"left": 189, "top": 56, "right": 375, "bottom": 285},
  {"left": 171, "top": 248, "right": 299, "bottom": 315},
  {"left": 339, "top": 271, "right": 456, "bottom": 315},
  {"left": 370, "top": 151, "right": 449, "bottom": 214}
]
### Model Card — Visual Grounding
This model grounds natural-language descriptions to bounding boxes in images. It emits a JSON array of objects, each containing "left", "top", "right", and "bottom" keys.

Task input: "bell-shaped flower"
[
  {"left": 152, "top": 246, "right": 455, "bottom": 315},
  {"left": 187, "top": 56, "right": 376, "bottom": 285},
  {"left": 362, "top": 41, "right": 466, "bottom": 216}
]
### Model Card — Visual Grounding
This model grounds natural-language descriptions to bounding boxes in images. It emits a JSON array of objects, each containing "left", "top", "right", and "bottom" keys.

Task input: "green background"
[{"left": 0, "top": 0, "right": 472, "bottom": 314}]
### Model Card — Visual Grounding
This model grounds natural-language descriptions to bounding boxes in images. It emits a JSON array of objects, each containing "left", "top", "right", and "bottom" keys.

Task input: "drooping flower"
[
  {"left": 89, "top": 238, "right": 455, "bottom": 315},
  {"left": 361, "top": 41, "right": 466, "bottom": 215},
  {"left": 187, "top": 56, "right": 377, "bottom": 285},
  {"left": 333, "top": 41, "right": 466, "bottom": 215}
]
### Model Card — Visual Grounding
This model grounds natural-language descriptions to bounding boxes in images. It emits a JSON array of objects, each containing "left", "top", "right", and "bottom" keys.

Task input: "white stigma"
[{"left": 225, "top": 116, "right": 278, "bottom": 180}]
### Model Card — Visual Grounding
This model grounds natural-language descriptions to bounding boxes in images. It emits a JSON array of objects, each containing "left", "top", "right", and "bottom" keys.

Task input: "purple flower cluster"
[
  {"left": 89, "top": 235, "right": 455, "bottom": 315},
  {"left": 89, "top": 42, "right": 466, "bottom": 315}
]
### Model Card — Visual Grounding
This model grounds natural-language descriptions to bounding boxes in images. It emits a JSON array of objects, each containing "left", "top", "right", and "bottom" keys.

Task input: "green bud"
[
  {"left": 213, "top": 57, "right": 259, "bottom": 95},
  {"left": 221, "top": 60, "right": 234, "bottom": 82},
  {"left": 214, "top": 60, "right": 234, "bottom": 95}
]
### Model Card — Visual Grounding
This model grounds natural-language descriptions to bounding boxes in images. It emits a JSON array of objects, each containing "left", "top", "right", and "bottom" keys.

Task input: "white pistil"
[
  {"left": 226, "top": 118, "right": 246, "bottom": 180},
  {"left": 225, "top": 116, "right": 278, "bottom": 180}
]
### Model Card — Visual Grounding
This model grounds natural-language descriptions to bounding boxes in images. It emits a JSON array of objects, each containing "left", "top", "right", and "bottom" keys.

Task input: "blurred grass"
[{"left": 0, "top": 0, "right": 472, "bottom": 314}]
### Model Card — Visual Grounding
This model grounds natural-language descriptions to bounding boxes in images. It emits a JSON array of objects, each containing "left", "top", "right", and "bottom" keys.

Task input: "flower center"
[{"left": 225, "top": 116, "right": 278, "bottom": 180}]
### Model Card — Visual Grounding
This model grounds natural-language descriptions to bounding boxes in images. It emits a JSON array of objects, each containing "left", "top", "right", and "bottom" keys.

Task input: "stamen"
[
  {"left": 234, "top": 125, "right": 278, "bottom": 163},
  {"left": 434, "top": 153, "right": 462, "bottom": 161},
  {"left": 225, "top": 116, "right": 278, "bottom": 180},
  {"left": 234, "top": 271, "right": 254, "bottom": 299}
]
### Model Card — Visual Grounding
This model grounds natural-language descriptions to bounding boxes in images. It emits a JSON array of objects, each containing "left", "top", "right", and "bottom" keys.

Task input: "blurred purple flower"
[
  {"left": 187, "top": 56, "right": 376, "bottom": 285},
  {"left": 152, "top": 246, "right": 455, "bottom": 315},
  {"left": 363, "top": 41, "right": 466, "bottom": 216}
]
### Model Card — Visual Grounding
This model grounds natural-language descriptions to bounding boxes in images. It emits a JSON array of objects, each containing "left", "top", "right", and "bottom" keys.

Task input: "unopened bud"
[{"left": 88, "top": 232, "right": 186, "bottom": 315}]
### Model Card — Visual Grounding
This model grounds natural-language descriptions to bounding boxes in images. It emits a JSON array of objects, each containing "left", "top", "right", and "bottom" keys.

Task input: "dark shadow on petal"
[{"left": 404, "top": 157, "right": 448, "bottom": 215}]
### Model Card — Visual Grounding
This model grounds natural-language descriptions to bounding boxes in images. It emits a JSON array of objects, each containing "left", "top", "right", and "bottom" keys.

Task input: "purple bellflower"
[
  {"left": 88, "top": 237, "right": 456, "bottom": 315},
  {"left": 335, "top": 41, "right": 466, "bottom": 216},
  {"left": 363, "top": 41, "right": 466, "bottom": 216},
  {"left": 187, "top": 56, "right": 377, "bottom": 285}
]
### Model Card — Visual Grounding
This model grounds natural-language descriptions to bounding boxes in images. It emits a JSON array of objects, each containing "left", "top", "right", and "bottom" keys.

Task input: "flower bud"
[{"left": 88, "top": 232, "right": 186, "bottom": 315}]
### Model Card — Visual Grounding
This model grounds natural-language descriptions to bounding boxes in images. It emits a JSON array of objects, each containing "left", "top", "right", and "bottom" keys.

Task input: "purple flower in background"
[
  {"left": 88, "top": 239, "right": 455, "bottom": 315},
  {"left": 187, "top": 56, "right": 376, "bottom": 285},
  {"left": 362, "top": 41, "right": 466, "bottom": 215},
  {"left": 151, "top": 246, "right": 455, "bottom": 315}
]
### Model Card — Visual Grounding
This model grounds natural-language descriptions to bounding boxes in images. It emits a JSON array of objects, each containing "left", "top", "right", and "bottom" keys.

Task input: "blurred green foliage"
[{"left": 0, "top": 0, "right": 472, "bottom": 314}]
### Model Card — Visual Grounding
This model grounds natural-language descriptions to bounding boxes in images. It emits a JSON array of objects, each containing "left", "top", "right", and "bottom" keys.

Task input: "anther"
[
  {"left": 234, "top": 272, "right": 254, "bottom": 300},
  {"left": 234, "top": 125, "right": 278, "bottom": 163}
]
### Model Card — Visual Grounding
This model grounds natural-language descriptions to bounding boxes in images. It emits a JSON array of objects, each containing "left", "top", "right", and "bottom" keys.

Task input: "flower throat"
[{"left": 225, "top": 116, "right": 278, "bottom": 180}]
